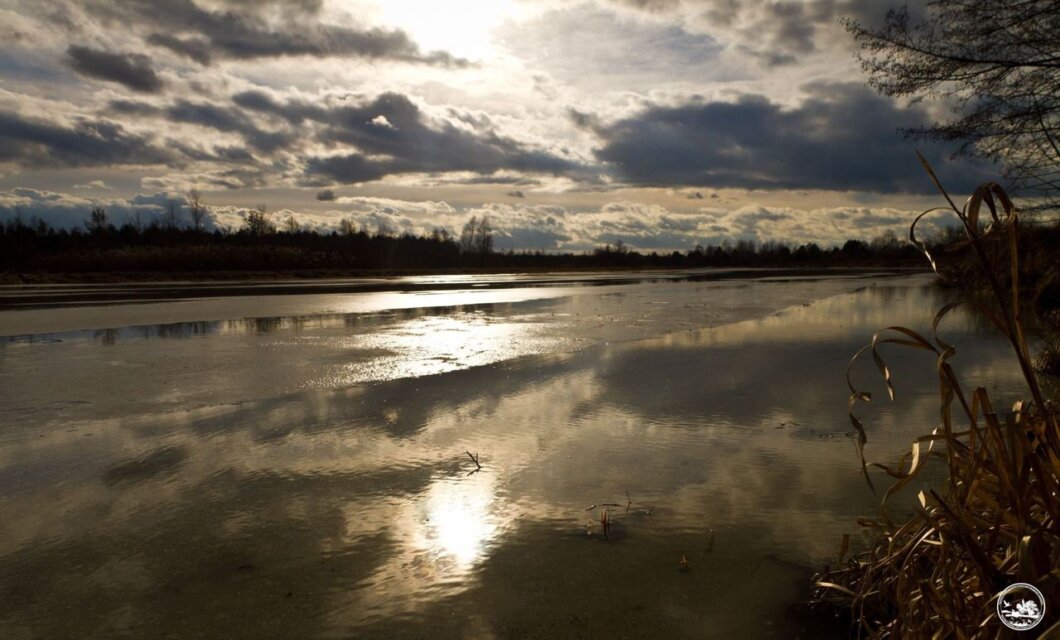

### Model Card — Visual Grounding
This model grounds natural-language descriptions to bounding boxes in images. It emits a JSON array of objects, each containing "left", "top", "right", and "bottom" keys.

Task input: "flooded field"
[{"left": 0, "top": 272, "right": 1029, "bottom": 638}]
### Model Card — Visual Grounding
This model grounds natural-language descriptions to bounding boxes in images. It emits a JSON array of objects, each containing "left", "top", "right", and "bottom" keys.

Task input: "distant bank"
[{"left": 0, "top": 267, "right": 922, "bottom": 309}]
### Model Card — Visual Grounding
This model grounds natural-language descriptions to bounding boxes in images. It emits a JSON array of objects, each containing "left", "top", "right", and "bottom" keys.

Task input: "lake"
[{"left": 0, "top": 271, "right": 1031, "bottom": 638}]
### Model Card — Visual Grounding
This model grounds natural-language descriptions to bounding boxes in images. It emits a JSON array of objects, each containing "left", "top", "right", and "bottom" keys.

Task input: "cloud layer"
[
  {"left": 593, "top": 83, "right": 995, "bottom": 193},
  {"left": 83, "top": 0, "right": 468, "bottom": 67},
  {"left": 0, "top": 0, "right": 987, "bottom": 250}
]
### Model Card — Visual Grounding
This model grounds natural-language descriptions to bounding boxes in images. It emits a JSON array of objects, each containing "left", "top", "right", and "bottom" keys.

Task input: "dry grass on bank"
[{"left": 812, "top": 156, "right": 1060, "bottom": 638}]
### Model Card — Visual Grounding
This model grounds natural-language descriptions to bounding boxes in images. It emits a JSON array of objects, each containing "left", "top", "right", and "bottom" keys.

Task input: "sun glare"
[
  {"left": 370, "top": 0, "right": 520, "bottom": 59},
  {"left": 423, "top": 475, "right": 499, "bottom": 567}
]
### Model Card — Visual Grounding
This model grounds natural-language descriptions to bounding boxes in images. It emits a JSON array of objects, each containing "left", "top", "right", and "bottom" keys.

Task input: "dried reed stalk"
[{"left": 813, "top": 155, "right": 1060, "bottom": 638}]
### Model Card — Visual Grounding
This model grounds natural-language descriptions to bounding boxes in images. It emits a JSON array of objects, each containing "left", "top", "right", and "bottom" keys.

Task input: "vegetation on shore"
[
  {"left": 0, "top": 204, "right": 929, "bottom": 280},
  {"left": 812, "top": 160, "right": 1059, "bottom": 637}
]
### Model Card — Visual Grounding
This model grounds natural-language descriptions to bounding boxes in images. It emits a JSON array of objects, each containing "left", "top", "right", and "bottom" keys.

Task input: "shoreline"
[{"left": 0, "top": 266, "right": 925, "bottom": 310}]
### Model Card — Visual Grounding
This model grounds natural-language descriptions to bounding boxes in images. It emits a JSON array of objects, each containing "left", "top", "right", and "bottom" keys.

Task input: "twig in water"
[{"left": 465, "top": 450, "right": 481, "bottom": 470}]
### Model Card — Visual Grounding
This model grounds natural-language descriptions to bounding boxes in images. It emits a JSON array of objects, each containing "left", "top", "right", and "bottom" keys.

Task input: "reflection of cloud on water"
[
  {"left": 621, "top": 281, "right": 984, "bottom": 352},
  {"left": 0, "top": 275, "right": 1031, "bottom": 638},
  {"left": 0, "top": 355, "right": 608, "bottom": 634},
  {"left": 1, "top": 276, "right": 888, "bottom": 431}
]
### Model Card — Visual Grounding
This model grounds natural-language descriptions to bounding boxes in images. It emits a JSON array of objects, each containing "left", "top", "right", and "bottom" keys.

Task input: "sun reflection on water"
[
  {"left": 420, "top": 474, "right": 499, "bottom": 568},
  {"left": 317, "top": 311, "right": 572, "bottom": 386},
  {"left": 341, "top": 471, "right": 506, "bottom": 622}
]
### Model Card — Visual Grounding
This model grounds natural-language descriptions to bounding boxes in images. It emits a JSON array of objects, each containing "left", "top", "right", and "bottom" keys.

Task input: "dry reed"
[{"left": 812, "top": 155, "right": 1060, "bottom": 638}]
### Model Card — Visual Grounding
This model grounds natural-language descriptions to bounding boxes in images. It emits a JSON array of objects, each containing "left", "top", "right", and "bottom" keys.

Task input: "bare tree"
[
  {"left": 846, "top": 1, "right": 1060, "bottom": 213},
  {"left": 283, "top": 214, "right": 300, "bottom": 233},
  {"left": 187, "top": 188, "right": 208, "bottom": 231},
  {"left": 459, "top": 215, "right": 478, "bottom": 254},
  {"left": 85, "top": 206, "right": 108, "bottom": 233},
  {"left": 474, "top": 215, "right": 494, "bottom": 255},
  {"left": 243, "top": 204, "right": 274, "bottom": 236},
  {"left": 338, "top": 218, "right": 357, "bottom": 235}
]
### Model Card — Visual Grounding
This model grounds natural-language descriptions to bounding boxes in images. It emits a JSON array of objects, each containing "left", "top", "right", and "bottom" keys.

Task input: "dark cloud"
[
  {"left": 730, "top": 208, "right": 793, "bottom": 233},
  {"left": 65, "top": 45, "right": 164, "bottom": 93},
  {"left": 568, "top": 108, "right": 603, "bottom": 133},
  {"left": 107, "top": 99, "right": 163, "bottom": 116},
  {"left": 146, "top": 34, "right": 213, "bottom": 65},
  {"left": 315, "top": 189, "right": 336, "bottom": 201},
  {"left": 232, "top": 90, "right": 326, "bottom": 124},
  {"left": 213, "top": 145, "right": 256, "bottom": 162},
  {"left": 304, "top": 154, "right": 388, "bottom": 184},
  {"left": 291, "top": 92, "right": 586, "bottom": 185},
  {"left": 232, "top": 90, "right": 287, "bottom": 115},
  {"left": 595, "top": 82, "right": 996, "bottom": 193},
  {"left": 85, "top": 0, "right": 467, "bottom": 67},
  {"left": 0, "top": 110, "right": 172, "bottom": 169},
  {"left": 165, "top": 100, "right": 294, "bottom": 152},
  {"left": 166, "top": 100, "right": 247, "bottom": 133},
  {"left": 107, "top": 98, "right": 293, "bottom": 154},
  {"left": 506, "top": 190, "right": 525, "bottom": 198},
  {"left": 737, "top": 2, "right": 817, "bottom": 65}
]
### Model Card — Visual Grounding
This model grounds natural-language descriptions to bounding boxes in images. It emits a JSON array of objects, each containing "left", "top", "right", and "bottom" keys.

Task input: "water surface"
[{"left": 0, "top": 273, "right": 1029, "bottom": 638}]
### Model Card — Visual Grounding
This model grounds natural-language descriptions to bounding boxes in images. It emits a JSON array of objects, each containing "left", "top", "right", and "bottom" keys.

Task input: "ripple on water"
[{"left": 0, "top": 275, "right": 1030, "bottom": 639}]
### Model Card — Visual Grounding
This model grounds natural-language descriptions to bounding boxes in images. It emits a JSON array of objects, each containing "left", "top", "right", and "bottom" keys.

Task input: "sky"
[{"left": 0, "top": 0, "right": 994, "bottom": 251}]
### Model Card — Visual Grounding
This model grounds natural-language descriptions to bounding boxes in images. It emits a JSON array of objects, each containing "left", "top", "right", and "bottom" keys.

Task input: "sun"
[{"left": 368, "top": 0, "right": 523, "bottom": 60}]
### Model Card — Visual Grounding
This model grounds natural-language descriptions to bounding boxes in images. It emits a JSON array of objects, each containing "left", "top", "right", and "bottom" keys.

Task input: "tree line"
[{"left": 0, "top": 203, "right": 940, "bottom": 278}]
